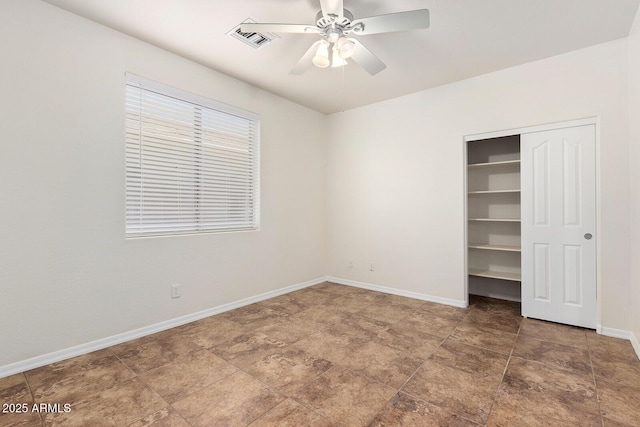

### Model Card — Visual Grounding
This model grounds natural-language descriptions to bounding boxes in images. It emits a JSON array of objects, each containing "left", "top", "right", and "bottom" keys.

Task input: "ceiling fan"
[{"left": 240, "top": 0, "right": 430, "bottom": 76}]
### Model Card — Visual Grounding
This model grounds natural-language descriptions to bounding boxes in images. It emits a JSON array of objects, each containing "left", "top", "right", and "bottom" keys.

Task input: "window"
[{"left": 125, "top": 74, "right": 259, "bottom": 237}]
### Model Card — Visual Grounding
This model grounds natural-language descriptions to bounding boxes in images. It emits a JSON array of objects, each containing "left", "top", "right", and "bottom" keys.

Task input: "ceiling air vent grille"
[{"left": 228, "top": 19, "right": 278, "bottom": 49}]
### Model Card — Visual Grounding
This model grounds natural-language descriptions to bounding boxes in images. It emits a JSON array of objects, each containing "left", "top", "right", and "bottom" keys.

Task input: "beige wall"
[
  {"left": 326, "top": 39, "right": 631, "bottom": 330},
  {"left": 0, "top": 0, "right": 327, "bottom": 366},
  {"left": 629, "top": 8, "right": 640, "bottom": 348}
]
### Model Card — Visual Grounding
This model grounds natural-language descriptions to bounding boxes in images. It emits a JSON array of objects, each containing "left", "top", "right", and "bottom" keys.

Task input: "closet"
[
  {"left": 466, "top": 135, "right": 522, "bottom": 301},
  {"left": 465, "top": 121, "right": 597, "bottom": 329}
]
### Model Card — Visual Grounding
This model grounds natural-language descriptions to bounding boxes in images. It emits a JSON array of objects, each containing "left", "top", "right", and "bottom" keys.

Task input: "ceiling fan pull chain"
[{"left": 342, "top": 58, "right": 345, "bottom": 113}]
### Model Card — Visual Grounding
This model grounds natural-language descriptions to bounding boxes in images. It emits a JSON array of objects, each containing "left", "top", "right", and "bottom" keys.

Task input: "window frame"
[{"left": 124, "top": 73, "right": 260, "bottom": 238}]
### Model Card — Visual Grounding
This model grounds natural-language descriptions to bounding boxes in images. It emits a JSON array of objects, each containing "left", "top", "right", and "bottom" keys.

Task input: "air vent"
[{"left": 228, "top": 19, "right": 278, "bottom": 49}]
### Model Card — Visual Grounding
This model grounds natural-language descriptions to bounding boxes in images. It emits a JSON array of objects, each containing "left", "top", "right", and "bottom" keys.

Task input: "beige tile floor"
[{"left": 2, "top": 282, "right": 640, "bottom": 426}]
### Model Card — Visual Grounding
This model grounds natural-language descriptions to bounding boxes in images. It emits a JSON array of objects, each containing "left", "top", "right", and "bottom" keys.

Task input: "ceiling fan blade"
[
  {"left": 290, "top": 40, "right": 323, "bottom": 75},
  {"left": 349, "top": 39, "right": 386, "bottom": 75},
  {"left": 240, "top": 23, "right": 315, "bottom": 34},
  {"left": 320, "top": 0, "right": 343, "bottom": 18},
  {"left": 352, "top": 9, "right": 430, "bottom": 35}
]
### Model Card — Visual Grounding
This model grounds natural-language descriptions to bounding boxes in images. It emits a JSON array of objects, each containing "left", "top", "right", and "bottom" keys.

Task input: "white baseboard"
[
  {"left": 631, "top": 332, "right": 640, "bottom": 361},
  {"left": 0, "top": 277, "right": 328, "bottom": 379},
  {"left": 598, "top": 326, "right": 640, "bottom": 361},
  {"left": 326, "top": 276, "right": 467, "bottom": 308},
  {"left": 6, "top": 274, "right": 636, "bottom": 378},
  {"left": 598, "top": 326, "right": 632, "bottom": 340}
]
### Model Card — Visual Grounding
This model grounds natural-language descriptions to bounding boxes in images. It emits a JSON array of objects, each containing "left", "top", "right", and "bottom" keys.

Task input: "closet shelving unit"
[{"left": 467, "top": 136, "right": 522, "bottom": 298}]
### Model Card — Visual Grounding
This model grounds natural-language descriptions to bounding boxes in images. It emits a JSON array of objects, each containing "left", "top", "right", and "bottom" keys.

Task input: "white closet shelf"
[
  {"left": 468, "top": 218, "right": 521, "bottom": 222},
  {"left": 468, "top": 189, "right": 521, "bottom": 195},
  {"left": 468, "top": 243, "right": 521, "bottom": 252},
  {"left": 467, "top": 159, "right": 521, "bottom": 169},
  {"left": 468, "top": 268, "right": 521, "bottom": 282}
]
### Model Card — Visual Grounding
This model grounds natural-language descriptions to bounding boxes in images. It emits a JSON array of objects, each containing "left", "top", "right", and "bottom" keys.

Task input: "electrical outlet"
[
  {"left": 171, "top": 284, "right": 181, "bottom": 299},
  {"left": 370, "top": 263, "right": 375, "bottom": 272},
  {"left": 348, "top": 261, "right": 354, "bottom": 269}
]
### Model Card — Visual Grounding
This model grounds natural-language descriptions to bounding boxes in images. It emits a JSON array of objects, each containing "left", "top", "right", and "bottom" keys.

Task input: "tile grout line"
[
  {"left": 110, "top": 346, "right": 197, "bottom": 427},
  {"left": 23, "top": 353, "right": 126, "bottom": 426},
  {"left": 305, "top": 303, "right": 413, "bottom": 424},
  {"left": 21, "top": 372, "right": 45, "bottom": 427},
  {"left": 229, "top": 343, "right": 334, "bottom": 425},
  {"left": 221, "top": 300, "right": 360, "bottom": 425},
  {"left": 397, "top": 303, "right": 513, "bottom": 425},
  {"left": 483, "top": 316, "right": 522, "bottom": 425},
  {"left": 395, "top": 307, "right": 464, "bottom": 392},
  {"left": 317, "top": 299, "right": 462, "bottom": 424},
  {"left": 585, "top": 333, "right": 605, "bottom": 427},
  {"left": 130, "top": 375, "right": 195, "bottom": 427},
  {"left": 384, "top": 307, "right": 475, "bottom": 424},
  {"left": 291, "top": 297, "right": 466, "bottom": 425}
]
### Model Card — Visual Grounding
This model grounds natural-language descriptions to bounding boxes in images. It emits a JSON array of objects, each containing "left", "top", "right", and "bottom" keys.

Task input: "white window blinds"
[{"left": 125, "top": 74, "right": 259, "bottom": 237}]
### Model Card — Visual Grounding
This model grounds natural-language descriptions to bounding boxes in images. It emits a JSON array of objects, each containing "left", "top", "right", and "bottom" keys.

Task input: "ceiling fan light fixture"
[
  {"left": 312, "top": 41, "right": 330, "bottom": 68},
  {"left": 337, "top": 37, "right": 355, "bottom": 59},
  {"left": 331, "top": 54, "right": 347, "bottom": 68}
]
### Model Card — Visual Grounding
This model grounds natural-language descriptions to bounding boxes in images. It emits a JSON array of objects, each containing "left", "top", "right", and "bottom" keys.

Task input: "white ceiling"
[{"left": 43, "top": 0, "right": 639, "bottom": 114}]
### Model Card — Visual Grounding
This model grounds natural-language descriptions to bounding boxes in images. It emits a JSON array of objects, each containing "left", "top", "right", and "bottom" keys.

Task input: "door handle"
[{"left": 584, "top": 233, "right": 593, "bottom": 240}]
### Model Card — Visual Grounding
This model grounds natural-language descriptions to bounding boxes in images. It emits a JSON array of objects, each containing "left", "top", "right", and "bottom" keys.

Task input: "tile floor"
[{"left": 1, "top": 282, "right": 640, "bottom": 426}]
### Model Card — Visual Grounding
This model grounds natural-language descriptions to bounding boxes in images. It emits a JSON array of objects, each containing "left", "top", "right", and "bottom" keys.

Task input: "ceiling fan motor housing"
[{"left": 315, "top": 9, "right": 354, "bottom": 29}]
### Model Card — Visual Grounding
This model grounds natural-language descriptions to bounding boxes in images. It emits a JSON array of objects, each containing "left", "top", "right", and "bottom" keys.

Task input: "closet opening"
[{"left": 466, "top": 134, "right": 522, "bottom": 303}]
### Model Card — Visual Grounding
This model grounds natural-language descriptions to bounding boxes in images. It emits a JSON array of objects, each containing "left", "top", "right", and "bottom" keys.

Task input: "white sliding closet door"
[{"left": 521, "top": 124, "right": 596, "bottom": 328}]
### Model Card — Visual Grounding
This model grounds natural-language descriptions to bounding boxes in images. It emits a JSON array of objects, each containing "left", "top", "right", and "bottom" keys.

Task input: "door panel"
[
  {"left": 563, "top": 140, "right": 582, "bottom": 226},
  {"left": 563, "top": 245, "right": 582, "bottom": 305},
  {"left": 521, "top": 124, "right": 596, "bottom": 328},
  {"left": 533, "top": 243, "right": 550, "bottom": 301},
  {"left": 532, "top": 141, "right": 550, "bottom": 225}
]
